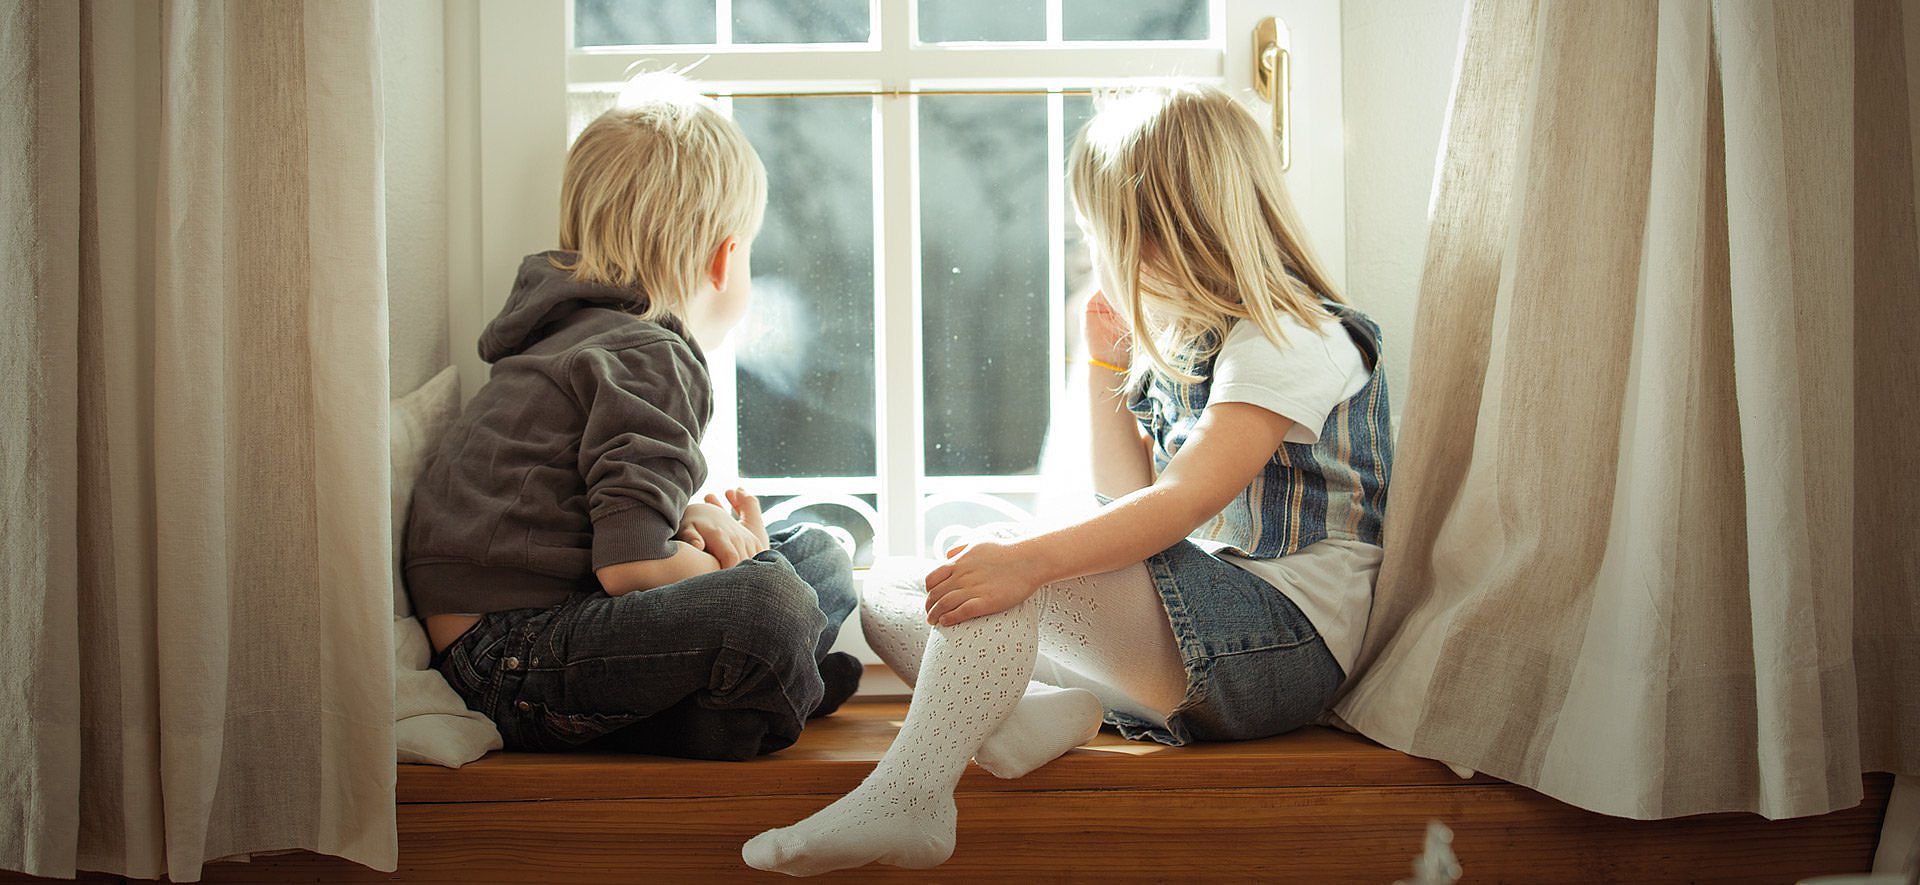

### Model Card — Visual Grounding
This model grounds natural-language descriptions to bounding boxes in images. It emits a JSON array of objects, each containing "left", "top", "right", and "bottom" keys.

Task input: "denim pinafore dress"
[{"left": 1110, "top": 302, "right": 1393, "bottom": 745}]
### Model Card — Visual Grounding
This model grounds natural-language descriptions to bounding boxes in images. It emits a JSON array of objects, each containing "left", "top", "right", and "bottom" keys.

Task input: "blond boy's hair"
[
  {"left": 555, "top": 71, "right": 768, "bottom": 322},
  {"left": 1069, "top": 83, "right": 1344, "bottom": 383}
]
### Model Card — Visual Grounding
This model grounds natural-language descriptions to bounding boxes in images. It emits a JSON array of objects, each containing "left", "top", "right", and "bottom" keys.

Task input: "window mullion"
[
  {"left": 874, "top": 2, "right": 924, "bottom": 558},
  {"left": 714, "top": 0, "right": 733, "bottom": 45},
  {"left": 704, "top": 95, "right": 745, "bottom": 492},
  {"left": 1047, "top": 90, "right": 1067, "bottom": 460},
  {"left": 566, "top": 47, "right": 1223, "bottom": 89},
  {"left": 1039, "top": 89, "right": 1073, "bottom": 521},
  {"left": 704, "top": 345, "right": 744, "bottom": 488}
]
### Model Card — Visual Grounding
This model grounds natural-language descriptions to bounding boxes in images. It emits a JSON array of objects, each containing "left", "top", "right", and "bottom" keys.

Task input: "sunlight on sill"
[{"left": 1075, "top": 742, "right": 1172, "bottom": 757}]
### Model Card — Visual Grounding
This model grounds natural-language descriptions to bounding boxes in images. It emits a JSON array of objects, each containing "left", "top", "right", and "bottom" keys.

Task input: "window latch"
[{"left": 1252, "top": 16, "right": 1292, "bottom": 172}]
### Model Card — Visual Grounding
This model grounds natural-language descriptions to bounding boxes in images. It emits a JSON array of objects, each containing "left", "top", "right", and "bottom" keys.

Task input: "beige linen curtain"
[
  {"left": 1336, "top": 0, "right": 1919, "bottom": 820},
  {"left": 2, "top": 0, "right": 397, "bottom": 878}
]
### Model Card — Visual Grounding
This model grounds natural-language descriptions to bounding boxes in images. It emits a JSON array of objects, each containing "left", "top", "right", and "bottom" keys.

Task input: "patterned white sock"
[
  {"left": 968, "top": 682, "right": 1102, "bottom": 778},
  {"left": 742, "top": 590, "right": 1047, "bottom": 876},
  {"left": 862, "top": 568, "right": 1102, "bottom": 778}
]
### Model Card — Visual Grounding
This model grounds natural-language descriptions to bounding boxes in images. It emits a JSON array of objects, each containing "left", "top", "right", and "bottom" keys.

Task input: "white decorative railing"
[{"left": 760, "top": 486, "right": 1043, "bottom": 562}]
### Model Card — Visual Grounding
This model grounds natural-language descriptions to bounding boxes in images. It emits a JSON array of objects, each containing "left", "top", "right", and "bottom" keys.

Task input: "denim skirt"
[{"left": 1105, "top": 539, "right": 1347, "bottom": 746}]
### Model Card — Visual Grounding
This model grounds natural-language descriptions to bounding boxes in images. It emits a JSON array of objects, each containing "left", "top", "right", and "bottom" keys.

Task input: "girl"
[{"left": 743, "top": 83, "right": 1393, "bottom": 875}]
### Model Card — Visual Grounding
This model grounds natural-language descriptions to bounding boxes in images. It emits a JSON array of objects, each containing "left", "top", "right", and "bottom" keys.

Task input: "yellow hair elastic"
[{"left": 1086, "top": 357, "right": 1128, "bottom": 374}]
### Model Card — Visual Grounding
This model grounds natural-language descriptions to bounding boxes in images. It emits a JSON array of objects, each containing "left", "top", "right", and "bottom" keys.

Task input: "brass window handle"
[{"left": 1253, "top": 16, "right": 1292, "bottom": 172}]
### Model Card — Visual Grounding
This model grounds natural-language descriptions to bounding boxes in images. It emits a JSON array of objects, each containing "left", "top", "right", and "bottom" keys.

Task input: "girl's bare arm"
[
  {"left": 1088, "top": 367, "right": 1153, "bottom": 498},
  {"left": 1083, "top": 289, "right": 1154, "bottom": 498},
  {"left": 925, "top": 401, "right": 1292, "bottom": 625}
]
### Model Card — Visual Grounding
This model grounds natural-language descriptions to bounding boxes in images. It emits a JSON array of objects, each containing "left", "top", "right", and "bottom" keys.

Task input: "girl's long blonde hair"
[{"left": 1069, "top": 83, "right": 1343, "bottom": 383}]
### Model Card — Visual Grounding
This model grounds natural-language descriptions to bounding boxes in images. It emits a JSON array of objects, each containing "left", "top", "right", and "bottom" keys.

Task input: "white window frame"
[{"left": 449, "top": 0, "right": 1341, "bottom": 561}]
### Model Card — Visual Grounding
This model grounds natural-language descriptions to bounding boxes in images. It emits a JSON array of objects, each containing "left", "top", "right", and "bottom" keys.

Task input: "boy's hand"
[
  {"left": 674, "top": 488, "right": 770, "bottom": 568},
  {"left": 725, "top": 488, "right": 772, "bottom": 549}
]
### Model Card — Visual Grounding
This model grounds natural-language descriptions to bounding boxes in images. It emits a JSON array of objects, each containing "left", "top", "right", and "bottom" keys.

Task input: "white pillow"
[
  {"left": 389, "top": 366, "right": 502, "bottom": 766},
  {"left": 394, "top": 615, "right": 502, "bottom": 766},
  {"left": 390, "top": 366, "right": 461, "bottom": 618}
]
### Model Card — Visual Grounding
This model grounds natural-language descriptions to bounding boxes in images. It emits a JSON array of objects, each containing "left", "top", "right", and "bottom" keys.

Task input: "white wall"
[
  {"left": 1341, "top": 0, "right": 1467, "bottom": 416},
  {"left": 380, "top": 0, "right": 450, "bottom": 397}
]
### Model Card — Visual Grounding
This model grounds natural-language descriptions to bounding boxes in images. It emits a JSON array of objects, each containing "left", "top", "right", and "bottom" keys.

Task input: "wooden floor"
[{"left": 10, "top": 695, "right": 1892, "bottom": 883}]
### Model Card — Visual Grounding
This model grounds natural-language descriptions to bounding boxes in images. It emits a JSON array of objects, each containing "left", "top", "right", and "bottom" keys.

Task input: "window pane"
[
  {"left": 731, "top": 96, "right": 878, "bottom": 478},
  {"left": 763, "top": 494, "right": 878, "bottom": 567},
  {"left": 566, "top": 89, "right": 618, "bottom": 143},
  {"left": 1063, "top": 93, "right": 1097, "bottom": 360},
  {"left": 733, "top": 0, "right": 870, "bottom": 43},
  {"left": 920, "top": 95, "right": 1051, "bottom": 477},
  {"left": 923, "top": 493, "right": 1037, "bottom": 555},
  {"left": 1063, "top": 0, "right": 1209, "bottom": 41},
  {"left": 917, "top": 0, "right": 1044, "bottom": 42},
  {"left": 574, "top": 0, "right": 715, "bottom": 47}
]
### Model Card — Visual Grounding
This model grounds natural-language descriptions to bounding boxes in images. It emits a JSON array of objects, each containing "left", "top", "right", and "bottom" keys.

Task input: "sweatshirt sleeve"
[{"left": 564, "top": 340, "right": 711, "bottom": 569}]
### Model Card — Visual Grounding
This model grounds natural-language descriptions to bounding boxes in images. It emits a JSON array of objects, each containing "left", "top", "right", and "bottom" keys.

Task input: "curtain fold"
[
  {"left": 1336, "top": 0, "right": 1919, "bottom": 820},
  {"left": 2, "top": 0, "right": 397, "bottom": 879},
  {"left": 1, "top": 0, "right": 84, "bottom": 875},
  {"left": 1855, "top": 0, "right": 1920, "bottom": 781}
]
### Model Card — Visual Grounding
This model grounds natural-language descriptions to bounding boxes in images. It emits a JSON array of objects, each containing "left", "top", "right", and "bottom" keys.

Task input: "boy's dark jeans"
[{"left": 434, "top": 524, "right": 858, "bottom": 760}]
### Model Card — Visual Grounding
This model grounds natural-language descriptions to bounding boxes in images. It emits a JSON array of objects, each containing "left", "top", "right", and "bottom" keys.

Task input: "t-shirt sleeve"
[
  {"left": 565, "top": 340, "right": 712, "bottom": 569},
  {"left": 1207, "top": 314, "right": 1369, "bottom": 445}
]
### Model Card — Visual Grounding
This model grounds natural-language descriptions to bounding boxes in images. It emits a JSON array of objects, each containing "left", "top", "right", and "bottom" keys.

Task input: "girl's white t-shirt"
[{"left": 1189, "top": 313, "right": 1379, "bottom": 675}]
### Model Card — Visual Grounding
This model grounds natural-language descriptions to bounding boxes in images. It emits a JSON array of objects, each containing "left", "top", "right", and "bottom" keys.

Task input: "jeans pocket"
[
  {"left": 508, "top": 701, "right": 642, "bottom": 751},
  {"left": 435, "top": 643, "right": 493, "bottom": 712}
]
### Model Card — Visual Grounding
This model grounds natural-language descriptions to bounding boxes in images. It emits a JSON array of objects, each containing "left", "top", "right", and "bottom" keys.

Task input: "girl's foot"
[
  {"left": 741, "top": 779, "right": 956, "bottom": 876},
  {"left": 745, "top": 593, "right": 1049, "bottom": 875},
  {"left": 973, "top": 684, "right": 1103, "bottom": 778}
]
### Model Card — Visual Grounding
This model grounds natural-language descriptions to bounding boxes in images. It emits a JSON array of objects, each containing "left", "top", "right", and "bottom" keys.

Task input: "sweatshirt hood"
[{"left": 480, "top": 251, "right": 681, "bottom": 362}]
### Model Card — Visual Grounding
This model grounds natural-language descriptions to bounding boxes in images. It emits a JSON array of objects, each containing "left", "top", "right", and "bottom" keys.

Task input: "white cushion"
[
  {"left": 394, "top": 615, "right": 502, "bottom": 766},
  {"left": 389, "top": 366, "right": 502, "bottom": 766},
  {"left": 390, "top": 365, "right": 462, "bottom": 618}
]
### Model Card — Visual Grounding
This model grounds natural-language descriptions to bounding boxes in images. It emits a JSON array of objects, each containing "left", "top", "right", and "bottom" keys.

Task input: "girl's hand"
[
  {"left": 922, "top": 540, "right": 1048, "bottom": 626},
  {"left": 1082, "top": 290, "right": 1133, "bottom": 367},
  {"left": 675, "top": 488, "right": 770, "bottom": 568}
]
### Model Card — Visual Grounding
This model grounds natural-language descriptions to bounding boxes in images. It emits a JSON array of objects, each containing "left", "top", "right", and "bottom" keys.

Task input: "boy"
[{"left": 404, "top": 73, "right": 860, "bottom": 761}]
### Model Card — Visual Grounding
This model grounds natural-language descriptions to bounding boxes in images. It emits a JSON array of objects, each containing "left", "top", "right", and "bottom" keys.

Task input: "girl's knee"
[
  {"left": 860, "top": 559, "right": 935, "bottom": 606},
  {"left": 859, "top": 583, "right": 930, "bottom": 630}
]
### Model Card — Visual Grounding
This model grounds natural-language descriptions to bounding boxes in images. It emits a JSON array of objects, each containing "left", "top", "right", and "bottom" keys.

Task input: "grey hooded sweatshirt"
[{"left": 404, "top": 251, "right": 711, "bottom": 617}]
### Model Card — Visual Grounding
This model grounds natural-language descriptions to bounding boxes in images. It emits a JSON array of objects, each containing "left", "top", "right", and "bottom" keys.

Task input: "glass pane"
[
  {"left": 566, "top": 89, "right": 618, "bottom": 143},
  {"left": 574, "top": 0, "right": 716, "bottom": 47},
  {"left": 1063, "top": 0, "right": 1208, "bottom": 41},
  {"left": 920, "top": 95, "right": 1051, "bottom": 477},
  {"left": 1063, "top": 94, "right": 1097, "bottom": 360},
  {"left": 923, "top": 493, "right": 1037, "bottom": 556},
  {"left": 733, "top": 0, "right": 870, "bottom": 43},
  {"left": 731, "top": 96, "right": 878, "bottom": 478},
  {"left": 1034, "top": 95, "right": 1102, "bottom": 521},
  {"left": 763, "top": 494, "right": 879, "bottom": 567},
  {"left": 917, "top": 0, "right": 1044, "bottom": 42}
]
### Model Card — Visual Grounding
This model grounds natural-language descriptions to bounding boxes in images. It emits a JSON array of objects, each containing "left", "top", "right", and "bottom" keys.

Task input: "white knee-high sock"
[
  {"left": 742, "top": 590, "right": 1051, "bottom": 876},
  {"left": 1031, "top": 565, "right": 1190, "bottom": 728},
  {"left": 856, "top": 566, "right": 938, "bottom": 682},
  {"left": 861, "top": 567, "right": 1102, "bottom": 779},
  {"left": 864, "top": 559, "right": 1192, "bottom": 762}
]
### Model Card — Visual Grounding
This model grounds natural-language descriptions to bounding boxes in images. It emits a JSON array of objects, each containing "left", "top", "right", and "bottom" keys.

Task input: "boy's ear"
[{"left": 707, "top": 236, "right": 739, "bottom": 292}]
